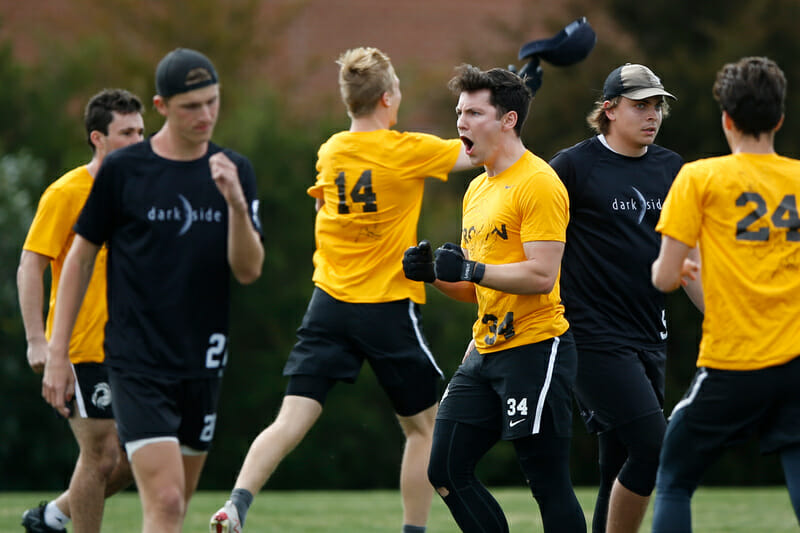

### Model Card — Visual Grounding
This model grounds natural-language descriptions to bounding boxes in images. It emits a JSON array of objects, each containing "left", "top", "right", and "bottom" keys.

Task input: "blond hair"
[
  {"left": 586, "top": 96, "right": 671, "bottom": 135},
  {"left": 337, "top": 47, "right": 395, "bottom": 117}
]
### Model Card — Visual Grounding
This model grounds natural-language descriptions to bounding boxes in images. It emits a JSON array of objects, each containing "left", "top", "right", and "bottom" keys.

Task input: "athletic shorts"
[
  {"left": 282, "top": 287, "right": 443, "bottom": 416},
  {"left": 108, "top": 367, "right": 221, "bottom": 452},
  {"left": 573, "top": 344, "right": 666, "bottom": 433},
  {"left": 667, "top": 356, "right": 800, "bottom": 455},
  {"left": 436, "top": 331, "right": 577, "bottom": 440},
  {"left": 69, "top": 362, "right": 114, "bottom": 420}
]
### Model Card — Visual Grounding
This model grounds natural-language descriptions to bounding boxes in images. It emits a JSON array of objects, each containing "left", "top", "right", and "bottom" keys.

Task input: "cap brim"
[{"left": 620, "top": 88, "right": 676, "bottom": 101}]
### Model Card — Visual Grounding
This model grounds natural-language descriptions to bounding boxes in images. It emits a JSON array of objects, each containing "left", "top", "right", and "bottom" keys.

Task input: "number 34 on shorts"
[{"left": 507, "top": 396, "right": 528, "bottom": 425}]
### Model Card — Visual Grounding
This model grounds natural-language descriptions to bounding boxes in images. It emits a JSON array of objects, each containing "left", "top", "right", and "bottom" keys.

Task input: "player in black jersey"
[
  {"left": 42, "top": 48, "right": 264, "bottom": 533},
  {"left": 549, "top": 64, "right": 702, "bottom": 533}
]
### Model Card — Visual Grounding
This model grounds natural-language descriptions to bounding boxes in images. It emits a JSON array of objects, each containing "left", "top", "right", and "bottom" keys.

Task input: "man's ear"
[
  {"left": 89, "top": 130, "right": 104, "bottom": 151},
  {"left": 721, "top": 110, "right": 734, "bottom": 132},
  {"left": 153, "top": 94, "right": 168, "bottom": 116},
  {"left": 603, "top": 101, "right": 616, "bottom": 122},
  {"left": 502, "top": 110, "right": 518, "bottom": 131},
  {"left": 775, "top": 113, "right": 785, "bottom": 133}
]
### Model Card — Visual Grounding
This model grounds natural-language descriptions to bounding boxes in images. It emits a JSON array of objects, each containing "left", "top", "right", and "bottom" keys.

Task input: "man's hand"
[
  {"left": 403, "top": 240, "right": 436, "bottom": 282},
  {"left": 26, "top": 338, "right": 48, "bottom": 374},
  {"left": 42, "top": 349, "right": 74, "bottom": 418},
  {"left": 210, "top": 152, "right": 247, "bottom": 211},
  {"left": 680, "top": 257, "right": 700, "bottom": 287},
  {"left": 434, "top": 242, "right": 485, "bottom": 283}
]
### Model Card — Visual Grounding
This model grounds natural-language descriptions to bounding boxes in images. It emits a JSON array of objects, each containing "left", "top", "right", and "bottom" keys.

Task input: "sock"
[
  {"left": 44, "top": 501, "right": 70, "bottom": 529},
  {"left": 402, "top": 526, "right": 426, "bottom": 533},
  {"left": 230, "top": 488, "right": 254, "bottom": 527}
]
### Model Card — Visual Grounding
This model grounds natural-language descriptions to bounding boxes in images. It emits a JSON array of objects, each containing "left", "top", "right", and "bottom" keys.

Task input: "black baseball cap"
[
  {"left": 155, "top": 48, "right": 218, "bottom": 97},
  {"left": 602, "top": 63, "right": 676, "bottom": 101},
  {"left": 518, "top": 17, "right": 597, "bottom": 66}
]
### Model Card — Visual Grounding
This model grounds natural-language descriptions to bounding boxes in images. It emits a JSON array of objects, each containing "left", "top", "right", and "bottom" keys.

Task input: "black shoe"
[{"left": 21, "top": 502, "right": 65, "bottom": 533}]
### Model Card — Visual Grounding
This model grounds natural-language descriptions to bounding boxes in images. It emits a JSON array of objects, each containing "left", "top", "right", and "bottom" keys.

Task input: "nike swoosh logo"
[{"left": 509, "top": 419, "right": 526, "bottom": 427}]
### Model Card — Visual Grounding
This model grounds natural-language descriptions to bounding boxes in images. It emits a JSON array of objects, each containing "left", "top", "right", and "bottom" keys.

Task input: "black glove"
[
  {"left": 402, "top": 240, "right": 436, "bottom": 282},
  {"left": 434, "top": 242, "right": 486, "bottom": 283}
]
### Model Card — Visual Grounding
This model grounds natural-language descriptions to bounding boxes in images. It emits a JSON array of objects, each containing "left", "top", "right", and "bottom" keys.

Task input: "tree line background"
[{"left": 2, "top": 0, "right": 799, "bottom": 492}]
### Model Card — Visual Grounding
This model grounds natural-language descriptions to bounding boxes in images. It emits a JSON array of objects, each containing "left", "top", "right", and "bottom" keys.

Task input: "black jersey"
[
  {"left": 549, "top": 136, "right": 683, "bottom": 348},
  {"left": 76, "top": 139, "right": 261, "bottom": 378}
]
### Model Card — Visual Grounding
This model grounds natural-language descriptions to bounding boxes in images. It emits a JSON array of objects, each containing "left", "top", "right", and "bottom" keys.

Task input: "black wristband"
[{"left": 462, "top": 260, "right": 486, "bottom": 283}]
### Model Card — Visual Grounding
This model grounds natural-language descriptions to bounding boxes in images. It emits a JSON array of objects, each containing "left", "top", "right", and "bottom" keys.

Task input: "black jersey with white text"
[
  {"left": 549, "top": 136, "right": 683, "bottom": 348},
  {"left": 76, "top": 139, "right": 261, "bottom": 378}
]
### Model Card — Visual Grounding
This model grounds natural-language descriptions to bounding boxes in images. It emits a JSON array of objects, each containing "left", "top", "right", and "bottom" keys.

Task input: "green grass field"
[{"left": 1, "top": 487, "right": 796, "bottom": 532}]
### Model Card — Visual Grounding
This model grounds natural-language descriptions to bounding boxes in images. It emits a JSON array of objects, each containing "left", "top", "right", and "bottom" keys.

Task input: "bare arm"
[
  {"left": 451, "top": 144, "right": 474, "bottom": 172},
  {"left": 651, "top": 236, "right": 699, "bottom": 293},
  {"left": 17, "top": 250, "right": 51, "bottom": 373},
  {"left": 43, "top": 236, "right": 100, "bottom": 417},
  {"left": 480, "top": 241, "right": 565, "bottom": 295},
  {"left": 682, "top": 246, "right": 704, "bottom": 313},
  {"left": 210, "top": 152, "right": 264, "bottom": 284},
  {"left": 432, "top": 279, "right": 478, "bottom": 303}
]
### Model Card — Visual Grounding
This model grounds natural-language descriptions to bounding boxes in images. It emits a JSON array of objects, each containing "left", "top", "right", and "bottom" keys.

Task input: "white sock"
[{"left": 44, "top": 501, "right": 70, "bottom": 529}]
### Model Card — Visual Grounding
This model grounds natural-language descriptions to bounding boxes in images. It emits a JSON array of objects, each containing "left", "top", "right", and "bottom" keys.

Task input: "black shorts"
[
  {"left": 573, "top": 344, "right": 666, "bottom": 433},
  {"left": 282, "top": 287, "right": 442, "bottom": 416},
  {"left": 70, "top": 362, "right": 114, "bottom": 420},
  {"left": 108, "top": 367, "right": 221, "bottom": 452},
  {"left": 667, "top": 357, "right": 800, "bottom": 455},
  {"left": 436, "top": 332, "right": 577, "bottom": 440}
]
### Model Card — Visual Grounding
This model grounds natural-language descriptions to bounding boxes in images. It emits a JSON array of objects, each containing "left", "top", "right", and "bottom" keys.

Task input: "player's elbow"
[
  {"left": 532, "top": 277, "right": 557, "bottom": 295},
  {"left": 233, "top": 263, "right": 262, "bottom": 285},
  {"left": 512, "top": 275, "right": 557, "bottom": 295},
  {"left": 651, "top": 264, "right": 677, "bottom": 293}
]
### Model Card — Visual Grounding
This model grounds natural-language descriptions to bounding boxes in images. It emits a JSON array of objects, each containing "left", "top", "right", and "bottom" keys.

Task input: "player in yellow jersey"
[
  {"left": 18, "top": 89, "right": 144, "bottom": 533},
  {"left": 210, "top": 46, "right": 472, "bottom": 533},
  {"left": 651, "top": 56, "right": 800, "bottom": 531},
  {"left": 405, "top": 64, "right": 585, "bottom": 532}
]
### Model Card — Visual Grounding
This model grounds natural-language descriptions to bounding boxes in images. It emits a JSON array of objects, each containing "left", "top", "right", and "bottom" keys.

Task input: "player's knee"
[
  {"left": 618, "top": 437, "right": 661, "bottom": 495},
  {"left": 427, "top": 454, "right": 455, "bottom": 498},
  {"left": 427, "top": 458, "right": 447, "bottom": 490},
  {"left": 616, "top": 413, "right": 666, "bottom": 495},
  {"left": 150, "top": 485, "right": 186, "bottom": 521},
  {"left": 618, "top": 456, "right": 659, "bottom": 496}
]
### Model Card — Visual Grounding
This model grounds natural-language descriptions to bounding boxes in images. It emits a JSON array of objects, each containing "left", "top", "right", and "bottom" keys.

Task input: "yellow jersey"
[
  {"left": 308, "top": 129, "right": 461, "bottom": 303},
  {"left": 23, "top": 165, "right": 108, "bottom": 364},
  {"left": 462, "top": 151, "right": 570, "bottom": 353},
  {"left": 657, "top": 152, "right": 800, "bottom": 370}
]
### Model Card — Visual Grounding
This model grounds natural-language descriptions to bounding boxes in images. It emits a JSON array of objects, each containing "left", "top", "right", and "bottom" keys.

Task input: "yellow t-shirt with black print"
[
  {"left": 657, "top": 152, "right": 800, "bottom": 370},
  {"left": 462, "top": 151, "right": 570, "bottom": 353},
  {"left": 23, "top": 165, "right": 108, "bottom": 364},
  {"left": 308, "top": 129, "right": 461, "bottom": 304}
]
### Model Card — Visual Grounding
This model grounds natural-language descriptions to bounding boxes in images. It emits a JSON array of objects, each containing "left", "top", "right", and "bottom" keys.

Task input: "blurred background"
[{"left": 1, "top": 0, "right": 798, "bottom": 491}]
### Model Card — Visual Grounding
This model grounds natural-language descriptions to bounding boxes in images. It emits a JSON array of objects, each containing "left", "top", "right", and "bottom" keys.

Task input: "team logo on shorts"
[{"left": 91, "top": 382, "right": 112, "bottom": 410}]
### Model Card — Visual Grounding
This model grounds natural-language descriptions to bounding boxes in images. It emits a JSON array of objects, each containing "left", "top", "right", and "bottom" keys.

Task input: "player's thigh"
[
  {"left": 176, "top": 376, "right": 221, "bottom": 452},
  {"left": 482, "top": 335, "right": 577, "bottom": 441},
  {"left": 669, "top": 367, "right": 773, "bottom": 453},
  {"left": 68, "top": 416, "right": 119, "bottom": 454},
  {"left": 575, "top": 345, "right": 664, "bottom": 432},
  {"left": 356, "top": 299, "right": 443, "bottom": 416},
  {"left": 109, "top": 368, "right": 219, "bottom": 452},
  {"left": 129, "top": 439, "right": 186, "bottom": 502},
  {"left": 436, "top": 348, "right": 502, "bottom": 434},
  {"left": 283, "top": 288, "right": 363, "bottom": 382},
  {"left": 759, "top": 356, "right": 800, "bottom": 454},
  {"left": 71, "top": 361, "right": 115, "bottom": 420}
]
